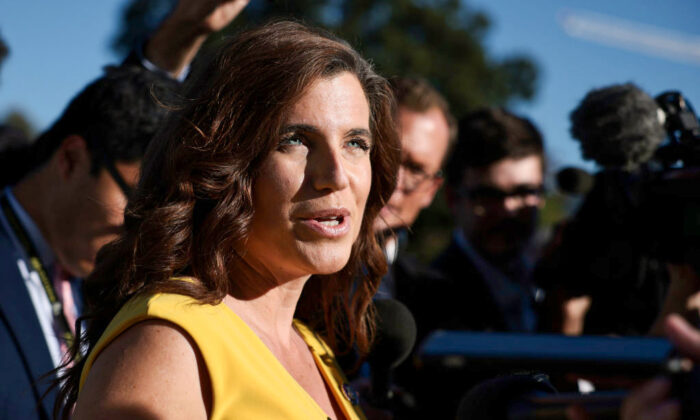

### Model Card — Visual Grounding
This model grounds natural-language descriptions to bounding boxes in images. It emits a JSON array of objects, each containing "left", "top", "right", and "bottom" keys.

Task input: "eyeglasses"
[
  {"left": 458, "top": 185, "right": 545, "bottom": 209},
  {"left": 398, "top": 159, "right": 442, "bottom": 193},
  {"left": 101, "top": 153, "right": 134, "bottom": 199}
]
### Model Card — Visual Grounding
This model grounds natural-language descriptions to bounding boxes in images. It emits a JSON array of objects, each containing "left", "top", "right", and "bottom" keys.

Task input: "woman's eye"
[
  {"left": 347, "top": 138, "right": 370, "bottom": 152},
  {"left": 278, "top": 135, "right": 304, "bottom": 148}
]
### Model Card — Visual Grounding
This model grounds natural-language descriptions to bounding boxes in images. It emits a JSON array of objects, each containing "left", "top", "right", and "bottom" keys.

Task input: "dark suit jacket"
[
  {"left": 386, "top": 250, "right": 451, "bottom": 345},
  {"left": 0, "top": 222, "right": 58, "bottom": 420},
  {"left": 429, "top": 238, "right": 535, "bottom": 333},
  {"left": 394, "top": 239, "right": 538, "bottom": 419}
]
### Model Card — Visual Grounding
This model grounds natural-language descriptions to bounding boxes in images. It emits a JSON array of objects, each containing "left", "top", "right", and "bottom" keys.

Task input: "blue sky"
[
  {"left": 1, "top": 0, "right": 699, "bottom": 176},
  {"left": 467, "top": 0, "right": 700, "bottom": 172}
]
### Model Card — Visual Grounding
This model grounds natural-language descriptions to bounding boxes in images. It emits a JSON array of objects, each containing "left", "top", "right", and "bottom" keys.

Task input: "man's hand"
[
  {"left": 619, "top": 315, "right": 700, "bottom": 420},
  {"left": 169, "top": 0, "right": 250, "bottom": 35},
  {"left": 620, "top": 377, "right": 680, "bottom": 420},
  {"left": 665, "top": 313, "right": 700, "bottom": 360},
  {"left": 144, "top": 0, "right": 250, "bottom": 77}
]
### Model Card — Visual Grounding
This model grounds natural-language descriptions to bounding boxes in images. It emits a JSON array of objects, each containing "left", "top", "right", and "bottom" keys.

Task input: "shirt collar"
[{"left": 4, "top": 186, "right": 56, "bottom": 268}]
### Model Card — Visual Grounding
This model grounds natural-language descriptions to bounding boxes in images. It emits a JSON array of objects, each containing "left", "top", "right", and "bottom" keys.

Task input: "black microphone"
[
  {"left": 556, "top": 166, "right": 594, "bottom": 195},
  {"left": 368, "top": 298, "right": 417, "bottom": 408}
]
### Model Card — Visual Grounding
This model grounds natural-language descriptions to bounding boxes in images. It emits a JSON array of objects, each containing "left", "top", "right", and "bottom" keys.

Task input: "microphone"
[
  {"left": 556, "top": 167, "right": 594, "bottom": 195},
  {"left": 368, "top": 298, "right": 417, "bottom": 408},
  {"left": 570, "top": 83, "right": 666, "bottom": 171}
]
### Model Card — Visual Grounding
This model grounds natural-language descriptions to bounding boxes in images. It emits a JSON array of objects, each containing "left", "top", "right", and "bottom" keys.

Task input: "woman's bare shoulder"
[{"left": 73, "top": 319, "right": 211, "bottom": 420}]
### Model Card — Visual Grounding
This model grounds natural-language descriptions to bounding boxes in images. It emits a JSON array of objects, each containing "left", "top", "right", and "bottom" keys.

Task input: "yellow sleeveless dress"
[{"left": 79, "top": 292, "right": 366, "bottom": 420}]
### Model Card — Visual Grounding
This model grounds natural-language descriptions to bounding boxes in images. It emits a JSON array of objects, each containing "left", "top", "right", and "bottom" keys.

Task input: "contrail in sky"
[{"left": 558, "top": 9, "right": 700, "bottom": 66}]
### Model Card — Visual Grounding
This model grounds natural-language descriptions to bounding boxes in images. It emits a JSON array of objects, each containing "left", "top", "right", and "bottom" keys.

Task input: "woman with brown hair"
[{"left": 57, "top": 20, "right": 400, "bottom": 420}]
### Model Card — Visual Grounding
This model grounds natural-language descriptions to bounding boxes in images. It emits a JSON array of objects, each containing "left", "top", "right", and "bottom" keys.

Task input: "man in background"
[
  {"left": 0, "top": 64, "right": 177, "bottom": 420},
  {"left": 364, "top": 77, "right": 455, "bottom": 418},
  {"left": 396, "top": 108, "right": 546, "bottom": 419},
  {"left": 432, "top": 107, "right": 546, "bottom": 333},
  {"left": 374, "top": 77, "right": 456, "bottom": 302},
  {"left": 0, "top": 2, "right": 247, "bottom": 418}
]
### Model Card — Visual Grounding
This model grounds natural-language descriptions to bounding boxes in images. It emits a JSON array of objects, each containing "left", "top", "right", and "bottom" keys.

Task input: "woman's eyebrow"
[
  {"left": 280, "top": 125, "right": 372, "bottom": 140},
  {"left": 279, "top": 123, "right": 319, "bottom": 134},
  {"left": 347, "top": 128, "right": 372, "bottom": 138}
]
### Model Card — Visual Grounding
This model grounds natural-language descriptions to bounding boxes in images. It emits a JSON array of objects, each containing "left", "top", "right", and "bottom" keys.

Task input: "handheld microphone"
[{"left": 368, "top": 298, "right": 417, "bottom": 408}]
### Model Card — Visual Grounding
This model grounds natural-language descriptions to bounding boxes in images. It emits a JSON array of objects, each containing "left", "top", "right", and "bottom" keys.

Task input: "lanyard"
[{"left": 0, "top": 195, "right": 75, "bottom": 348}]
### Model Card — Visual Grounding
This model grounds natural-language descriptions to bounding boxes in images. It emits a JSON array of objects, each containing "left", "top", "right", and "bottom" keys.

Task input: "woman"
[{"left": 58, "top": 21, "right": 400, "bottom": 420}]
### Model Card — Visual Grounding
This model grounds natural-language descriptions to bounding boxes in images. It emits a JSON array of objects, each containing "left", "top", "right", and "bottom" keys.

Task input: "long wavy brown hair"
[{"left": 56, "top": 20, "right": 400, "bottom": 417}]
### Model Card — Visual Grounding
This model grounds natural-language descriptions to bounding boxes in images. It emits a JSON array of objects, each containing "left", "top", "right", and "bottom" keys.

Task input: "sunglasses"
[{"left": 459, "top": 185, "right": 545, "bottom": 208}]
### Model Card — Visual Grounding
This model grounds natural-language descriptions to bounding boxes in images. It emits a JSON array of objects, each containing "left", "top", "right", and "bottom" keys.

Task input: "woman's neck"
[{"left": 225, "top": 255, "right": 310, "bottom": 348}]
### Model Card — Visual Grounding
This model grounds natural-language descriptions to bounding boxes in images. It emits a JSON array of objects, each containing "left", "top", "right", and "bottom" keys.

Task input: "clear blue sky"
[{"left": 1, "top": 0, "right": 699, "bottom": 175}]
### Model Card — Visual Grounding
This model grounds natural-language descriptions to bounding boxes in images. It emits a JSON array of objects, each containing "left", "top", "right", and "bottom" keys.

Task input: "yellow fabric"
[{"left": 79, "top": 292, "right": 366, "bottom": 420}]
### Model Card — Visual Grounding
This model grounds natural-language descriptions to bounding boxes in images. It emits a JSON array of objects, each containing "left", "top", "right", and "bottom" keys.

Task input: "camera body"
[{"left": 536, "top": 89, "right": 700, "bottom": 336}]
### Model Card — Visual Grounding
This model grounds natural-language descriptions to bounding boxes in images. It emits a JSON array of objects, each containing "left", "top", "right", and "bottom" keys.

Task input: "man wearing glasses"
[
  {"left": 432, "top": 107, "right": 546, "bottom": 333},
  {"left": 373, "top": 77, "right": 456, "bottom": 301},
  {"left": 0, "top": 2, "right": 249, "bottom": 418}
]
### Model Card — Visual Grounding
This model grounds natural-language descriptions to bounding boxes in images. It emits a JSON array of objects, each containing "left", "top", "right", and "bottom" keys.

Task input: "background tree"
[
  {"left": 113, "top": 0, "right": 546, "bottom": 261},
  {"left": 0, "top": 35, "right": 9, "bottom": 74},
  {"left": 113, "top": 0, "right": 538, "bottom": 116}
]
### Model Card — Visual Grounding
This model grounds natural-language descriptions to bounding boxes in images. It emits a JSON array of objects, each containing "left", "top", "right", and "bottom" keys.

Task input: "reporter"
[{"left": 57, "top": 21, "right": 399, "bottom": 420}]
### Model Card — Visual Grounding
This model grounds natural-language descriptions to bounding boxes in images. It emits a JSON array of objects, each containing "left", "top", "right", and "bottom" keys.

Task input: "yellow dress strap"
[{"left": 294, "top": 320, "right": 367, "bottom": 420}]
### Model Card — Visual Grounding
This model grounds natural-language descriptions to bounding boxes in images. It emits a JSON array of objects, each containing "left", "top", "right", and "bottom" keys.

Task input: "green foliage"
[
  {"left": 0, "top": 35, "right": 9, "bottom": 72},
  {"left": 539, "top": 191, "right": 572, "bottom": 229},
  {"left": 112, "top": 0, "right": 539, "bottom": 116},
  {"left": 2, "top": 109, "right": 36, "bottom": 140}
]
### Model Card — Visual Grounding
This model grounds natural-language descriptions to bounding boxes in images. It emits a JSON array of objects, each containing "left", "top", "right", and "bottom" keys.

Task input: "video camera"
[
  {"left": 643, "top": 91, "right": 700, "bottom": 265},
  {"left": 563, "top": 85, "right": 700, "bottom": 265},
  {"left": 535, "top": 85, "right": 700, "bottom": 336}
]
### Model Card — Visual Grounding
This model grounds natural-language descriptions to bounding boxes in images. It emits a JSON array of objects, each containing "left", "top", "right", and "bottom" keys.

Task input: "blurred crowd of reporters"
[{"left": 2, "top": 1, "right": 700, "bottom": 419}]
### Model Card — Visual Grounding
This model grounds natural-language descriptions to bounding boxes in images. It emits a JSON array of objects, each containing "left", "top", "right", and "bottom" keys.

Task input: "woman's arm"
[{"left": 73, "top": 320, "right": 211, "bottom": 420}]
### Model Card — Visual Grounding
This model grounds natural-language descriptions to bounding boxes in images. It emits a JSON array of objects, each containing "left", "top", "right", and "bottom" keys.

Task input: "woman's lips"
[{"left": 297, "top": 209, "right": 351, "bottom": 238}]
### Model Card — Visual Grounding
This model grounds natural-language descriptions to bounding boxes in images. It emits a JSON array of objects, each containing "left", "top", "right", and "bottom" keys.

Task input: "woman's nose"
[{"left": 311, "top": 147, "right": 350, "bottom": 192}]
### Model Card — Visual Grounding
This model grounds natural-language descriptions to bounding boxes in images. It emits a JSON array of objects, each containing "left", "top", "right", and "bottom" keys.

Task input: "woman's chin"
[{"left": 306, "top": 252, "right": 352, "bottom": 276}]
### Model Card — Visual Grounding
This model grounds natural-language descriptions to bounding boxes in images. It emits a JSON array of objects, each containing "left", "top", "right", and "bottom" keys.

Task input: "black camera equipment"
[
  {"left": 419, "top": 330, "right": 700, "bottom": 419},
  {"left": 654, "top": 91, "right": 700, "bottom": 166},
  {"left": 505, "top": 84, "right": 700, "bottom": 419},
  {"left": 537, "top": 85, "right": 700, "bottom": 337},
  {"left": 567, "top": 85, "right": 700, "bottom": 265},
  {"left": 644, "top": 91, "right": 700, "bottom": 265}
]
